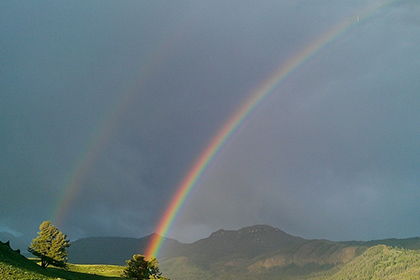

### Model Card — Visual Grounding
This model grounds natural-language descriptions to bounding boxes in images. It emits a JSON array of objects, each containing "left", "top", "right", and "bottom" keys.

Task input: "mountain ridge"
[{"left": 67, "top": 224, "right": 420, "bottom": 280}]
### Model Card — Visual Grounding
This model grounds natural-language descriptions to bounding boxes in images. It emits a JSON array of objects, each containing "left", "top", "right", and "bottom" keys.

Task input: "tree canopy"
[
  {"left": 28, "top": 221, "right": 70, "bottom": 268},
  {"left": 123, "top": 254, "right": 169, "bottom": 280}
]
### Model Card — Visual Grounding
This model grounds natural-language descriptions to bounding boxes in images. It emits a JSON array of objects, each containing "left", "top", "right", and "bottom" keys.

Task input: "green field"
[
  {"left": 0, "top": 241, "right": 125, "bottom": 280},
  {"left": 1, "top": 261, "right": 125, "bottom": 280}
]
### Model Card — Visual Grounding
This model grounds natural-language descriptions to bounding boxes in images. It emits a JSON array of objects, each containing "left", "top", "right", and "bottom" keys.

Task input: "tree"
[
  {"left": 123, "top": 254, "right": 169, "bottom": 280},
  {"left": 28, "top": 221, "right": 70, "bottom": 268}
]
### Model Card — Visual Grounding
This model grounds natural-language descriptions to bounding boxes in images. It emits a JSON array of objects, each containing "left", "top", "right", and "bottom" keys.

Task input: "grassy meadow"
[
  {"left": 0, "top": 240, "right": 125, "bottom": 280},
  {"left": 2, "top": 261, "right": 125, "bottom": 280}
]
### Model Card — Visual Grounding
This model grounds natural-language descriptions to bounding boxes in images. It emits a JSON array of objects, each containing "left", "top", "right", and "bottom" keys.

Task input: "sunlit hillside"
[
  {"left": 159, "top": 245, "right": 420, "bottom": 280},
  {"left": 319, "top": 245, "right": 420, "bottom": 280},
  {"left": 0, "top": 240, "right": 124, "bottom": 280}
]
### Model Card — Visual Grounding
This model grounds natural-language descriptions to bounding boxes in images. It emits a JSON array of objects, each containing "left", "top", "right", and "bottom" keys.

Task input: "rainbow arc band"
[
  {"left": 51, "top": 20, "right": 187, "bottom": 228},
  {"left": 144, "top": 0, "right": 399, "bottom": 259}
]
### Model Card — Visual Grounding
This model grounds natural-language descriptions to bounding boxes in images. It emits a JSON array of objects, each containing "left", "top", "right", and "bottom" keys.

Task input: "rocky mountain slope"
[
  {"left": 323, "top": 245, "right": 420, "bottom": 280},
  {"left": 171, "top": 225, "right": 306, "bottom": 267},
  {"left": 158, "top": 225, "right": 361, "bottom": 279}
]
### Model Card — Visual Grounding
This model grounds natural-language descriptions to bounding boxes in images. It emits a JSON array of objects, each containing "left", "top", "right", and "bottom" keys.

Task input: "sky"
[{"left": 1, "top": 0, "right": 420, "bottom": 252}]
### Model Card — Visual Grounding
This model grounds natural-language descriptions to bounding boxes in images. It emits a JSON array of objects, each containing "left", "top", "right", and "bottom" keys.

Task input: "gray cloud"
[{"left": 1, "top": 0, "right": 420, "bottom": 250}]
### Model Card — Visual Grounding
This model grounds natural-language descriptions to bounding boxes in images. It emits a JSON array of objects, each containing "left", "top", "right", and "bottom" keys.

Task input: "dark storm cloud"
[
  {"left": 170, "top": 1, "right": 420, "bottom": 242},
  {"left": 1, "top": 0, "right": 420, "bottom": 251}
]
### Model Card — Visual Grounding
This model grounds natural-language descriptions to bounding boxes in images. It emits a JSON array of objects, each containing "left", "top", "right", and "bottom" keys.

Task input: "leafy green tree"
[
  {"left": 123, "top": 254, "right": 169, "bottom": 280},
  {"left": 28, "top": 221, "right": 70, "bottom": 268}
]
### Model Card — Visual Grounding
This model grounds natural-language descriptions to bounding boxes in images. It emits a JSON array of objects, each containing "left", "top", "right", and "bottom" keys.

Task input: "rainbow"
[
  {"left": 51, "top": 23, "right": 187, "bottom": 227},
  {"left": 52, "top": 76, "right": 147, "bottom": 227},
  {"left": 145, "top": 0, "right": 399, "bottom": 258}
]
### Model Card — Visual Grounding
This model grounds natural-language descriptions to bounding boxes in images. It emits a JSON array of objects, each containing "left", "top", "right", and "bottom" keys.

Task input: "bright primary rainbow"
[{"left": 144, "top": 0, "right": 399, "bottom": 258}]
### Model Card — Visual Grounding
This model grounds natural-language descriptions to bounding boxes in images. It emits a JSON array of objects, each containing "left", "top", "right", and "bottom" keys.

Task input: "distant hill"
[
  {"left": 186, "top": 225, "right": 305, "bottom": 260},
  {"left": 342, "top": 237, "right": 420, "bottom": 250},
  {"left": 68, "top": 224, "right": 420, "bottom": 280},
  {"left": 68, "top": 225, "right": 305, "bottom": 266},
  {"left": 0, "top": 232, "right": 29, "bottom": 254},
  {"left": 159, "top": 225, "right": 360, "bottom": 279},
  {"left": 68, "top": 233, "right": 182, "bottom": 265}
]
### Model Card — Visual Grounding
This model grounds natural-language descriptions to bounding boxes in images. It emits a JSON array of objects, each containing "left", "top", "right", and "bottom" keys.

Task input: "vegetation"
[
  {"left": 4, "top": 223, "right": 420, "bottom": 280},
  {"left": 159, "top": 245, "right": 420, "bottom": 280},
  {"left": 342, "top": 237, "right": 420, "bottom": 250},
  {"left": 318, "top": 245, "right": 420, "bottom": 280},
  {"left": 28, "top": 221, "right": 70, "bottom": 268},
  {"left": 3, "top": 240, "right": 420, "bottom": 280},
  {"left": 160, "top": 256, "right": 215, "bottom": 280},
  {"left": 0, "top": 239, "right": 52, "bottom": 280},
  {"left": 67, "top": 225, "right": 420, "bottom": 280},
  {"left": 123, "top": 254, "right": 169, "bottom": 280},
  {"left": 0, "top": 239, "right": 124, "bottom": 279}
]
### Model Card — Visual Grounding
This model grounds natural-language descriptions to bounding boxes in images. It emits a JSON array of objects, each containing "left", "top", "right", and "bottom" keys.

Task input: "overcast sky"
[{"left": 1, "top": 0, "right": 420, "bottom": 252}]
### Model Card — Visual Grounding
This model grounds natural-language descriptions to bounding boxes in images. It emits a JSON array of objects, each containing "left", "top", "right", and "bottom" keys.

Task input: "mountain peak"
[
  {"left": 208, "top": 224, "right": 303, "bottom": 244},
  {"left": 238, "top": 224, "right": 286, "bottom": 234},
  {"left": 189, "top": 225, "right": 305, "bottom": 262},
  {"left": 146, "top": 232, "right": 163, "bottom": 240},
  {"left": 210, "top": 224, "right": 282, "bottom": 237}
]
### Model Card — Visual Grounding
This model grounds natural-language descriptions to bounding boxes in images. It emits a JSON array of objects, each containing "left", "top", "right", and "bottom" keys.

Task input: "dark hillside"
[
  {"left": 68, "top": 233, "right": 182, "bottom": 265},
  {"left": 175, "top": 225, "right": 306, "bottom": 267},
  {"left": 191, "top": 225, "right": 305, "bottom": 258},
  {"left": 0, "top": 240, "right": 54, "bottom": 279},
  {"left": 0, "top": 232, "right": 28, "bottom": 253},
  {"left": 0, "top": 240, "right": 34, "bottom": 269}
]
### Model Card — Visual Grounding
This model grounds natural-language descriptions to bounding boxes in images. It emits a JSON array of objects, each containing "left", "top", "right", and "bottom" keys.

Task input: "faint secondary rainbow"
[
  {"left": 52, "top": 85, "right": 140, "bottom": 227},
  {"left": 51, "top": 21, "right": 189, "bottom": 228},
  {"left": 145, "top": 0, "right": 399, "bottom": 258},
  {"left": 52, "top": 71, "right": 152, "bottom": 227}
]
